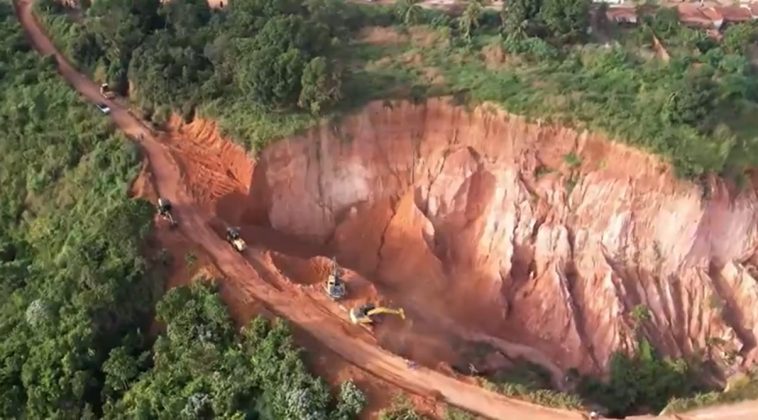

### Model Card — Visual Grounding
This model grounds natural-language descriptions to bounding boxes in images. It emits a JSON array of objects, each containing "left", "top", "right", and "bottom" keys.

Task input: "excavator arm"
[{"left": 366, "top": 307, "right": 405, "bottom": 320}]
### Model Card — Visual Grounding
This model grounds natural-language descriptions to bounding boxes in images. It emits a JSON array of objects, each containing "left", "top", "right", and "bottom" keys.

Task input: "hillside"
[{"left": 18, "top": 0, "right": 758, "bottom": 418}]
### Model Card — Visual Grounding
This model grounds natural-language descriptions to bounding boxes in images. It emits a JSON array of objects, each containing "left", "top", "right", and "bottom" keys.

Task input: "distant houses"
[{"left": 603, "top": 2, "right": 758, "bottom": 31}]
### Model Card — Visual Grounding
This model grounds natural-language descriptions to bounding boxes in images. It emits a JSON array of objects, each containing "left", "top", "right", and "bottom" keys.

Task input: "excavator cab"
[
  {"left": 157, "top": 198, "right": 177, "bottom": 227},
  {"left": 349, "top": 303, "right": 405, "bottom": 325},
  {"left": 324, "top": 257, "right": 346, "bottom": 300},
  {"left": 226, "top": 227, "right": 247, "bottom": 252}
]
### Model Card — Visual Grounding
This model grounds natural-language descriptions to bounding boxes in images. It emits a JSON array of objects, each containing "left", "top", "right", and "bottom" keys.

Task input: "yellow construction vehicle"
[
  {"left": 323, "top": 257, "right": 346, "bottom": 300},
  {"left": 99, "top": 83, "right": 115, "bottom": 99},
  {"left": 349, "top": 303, "right": 405, "bottom": 325},
  {"left": 225, "top": 227, "right": 246, "bottom": 252}
]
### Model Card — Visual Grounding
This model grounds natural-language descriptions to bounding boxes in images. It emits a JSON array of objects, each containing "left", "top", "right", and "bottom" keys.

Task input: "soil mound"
[{"left": 168, "top": 98, "right": 758, "bottom": 378}]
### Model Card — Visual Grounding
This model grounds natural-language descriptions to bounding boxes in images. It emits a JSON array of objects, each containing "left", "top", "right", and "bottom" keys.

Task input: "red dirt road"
[{"left": 11, "top": 1, "right": 590, "bottom": 419}]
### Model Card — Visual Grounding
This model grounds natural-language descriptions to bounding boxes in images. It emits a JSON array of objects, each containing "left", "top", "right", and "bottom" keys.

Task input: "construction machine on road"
[
  {"left": 157, "top": 198, "right": 177, "bottom": 228},
  {"left": 99, "top": 83, "right": 115, "bottom": 99},
  {"left": 349, "top": 303, "right": 405, "bottom": 325},
  {"left": 226, "top": 227, "right": 247, "bottom": 252},
  {"left": 324, "top": 257, "right": 346, "bottom": 300}
]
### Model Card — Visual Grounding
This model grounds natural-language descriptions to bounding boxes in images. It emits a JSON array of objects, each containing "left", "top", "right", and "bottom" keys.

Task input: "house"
[
  {"left": 677, "top": 4, "right": 723, "bottom": 30},
  {"left": 739, "top": 2, "right": 758, "bottom": 19},
  {"left": 716, "top": 5, "right": 753, "bottom": 24}
]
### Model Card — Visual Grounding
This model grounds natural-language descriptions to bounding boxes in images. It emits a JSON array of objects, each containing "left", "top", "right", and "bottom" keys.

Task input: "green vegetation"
[
  {"left": 346, "top": 3, "right": 758, "bottom": 179},
  {"left": 444, "top": 406, "right": 478, "bottom": 420},
  {"left": 105, "top": 280, "right": 366, "bottom": 419},
  {"left": 0, "top": 4, "right": 157, "bottom": 416},
  {"left": 379, "top": 394, "right": 426, "bottom": 420},
  {"left": 664, "top": 370, "right": 758, "bottom": 413},
  {"left": 36, "top": 0, "right": 758, "bottom": 178},
  {"left": 631, "top": 303, "right": 652, "bottom": 326},
  {"left": 579, "top": 339, "right": 697, "bottom": 417},
  {"left": 480, "top": 363, "right": 583, "bottom": 409},
  {"left": 0, "top": 4, "right": 365, "bottom": 418},
  {"left": 35, "top": 0, "right": 357, "bottom": 151}
]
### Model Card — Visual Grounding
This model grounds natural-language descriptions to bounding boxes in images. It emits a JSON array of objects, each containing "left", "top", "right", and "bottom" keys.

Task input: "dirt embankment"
[{"left": 166, "top": 98, "right": 758, "bottom": 378}]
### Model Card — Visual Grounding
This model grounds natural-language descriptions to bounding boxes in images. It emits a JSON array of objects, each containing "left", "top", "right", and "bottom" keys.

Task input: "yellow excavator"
[{"left": 349, "top": 303, "right": 405, "bottom": 325}]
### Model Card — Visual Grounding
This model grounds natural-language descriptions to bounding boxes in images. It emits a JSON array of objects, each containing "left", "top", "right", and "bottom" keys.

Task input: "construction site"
[{"left": 11, "top": 0, "right": 758, "bottom": 418}]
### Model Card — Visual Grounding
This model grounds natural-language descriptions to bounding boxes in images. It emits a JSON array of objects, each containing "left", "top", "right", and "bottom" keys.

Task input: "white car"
[{"left": 95, "top": 102, "right": 110, "bottom": 114}]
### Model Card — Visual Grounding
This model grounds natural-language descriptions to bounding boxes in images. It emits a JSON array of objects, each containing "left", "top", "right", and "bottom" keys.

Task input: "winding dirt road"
[{"left": 11, "top": 1, "right": 592, "bottom": 419}]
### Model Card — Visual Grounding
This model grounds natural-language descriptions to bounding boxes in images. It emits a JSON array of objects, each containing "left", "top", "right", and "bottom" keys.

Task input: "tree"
[
  {"left": 665, "top": 71, "right": 717, "bottom": 127},
  {"left": 378, "top": 395, "right": 424, "bottom": 420},
  {"left": 459, "top": 0, "right": 484, "bottom": 41},
  {"left": 539, "top": 0, "right": 591, "bottom": 43},
  {"left": 238, "top": 46, "right": 307, "bottom": 106},
  {"left": 335, "top": 381, "right": 367, "bottom": 420},
  {"left": 502, "top": 0, "right": 542, "bottom": 36},
  {"left": 395, "top": 0, "right": 423, "bottom": 26},
  {"left": 102, "top": 346, "right": 143, "bottom": 396},
  {"left": 722, "top": 23, "right": 758, "bottom": 54},
  {"left": 298, "top": 57, "right": 342, "bottom": 114}
]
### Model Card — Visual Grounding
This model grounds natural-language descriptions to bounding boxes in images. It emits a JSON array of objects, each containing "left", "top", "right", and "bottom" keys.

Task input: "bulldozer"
[
  {"left": 99, "top": 83, "right": 115, "bottom": 99},
  {"left": 225, "top": 227, "right": 246, "bottom": 252},
  {"left": 157, "top": 198, "right": 177, "bottom": 228},
  {"left": 349, "top": 303, "right": 405, "bottom": 325},
  {"left": 323, "top": 257, "right": 346, "bottom": 300}
]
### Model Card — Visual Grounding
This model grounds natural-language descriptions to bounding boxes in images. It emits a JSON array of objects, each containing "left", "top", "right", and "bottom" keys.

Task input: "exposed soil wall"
[{"left": 169, "top": 98, "right": 758, "bottom": 377}]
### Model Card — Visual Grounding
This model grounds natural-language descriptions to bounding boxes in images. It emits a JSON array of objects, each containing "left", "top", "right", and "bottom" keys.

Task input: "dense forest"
[{"left": 0, "top": 3, "right": 367, "bottom": 418}]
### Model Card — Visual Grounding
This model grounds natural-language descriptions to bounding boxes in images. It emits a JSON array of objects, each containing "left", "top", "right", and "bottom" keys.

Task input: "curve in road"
[{"left": 13, "top": 1, "right": 590, "bottom": 418}]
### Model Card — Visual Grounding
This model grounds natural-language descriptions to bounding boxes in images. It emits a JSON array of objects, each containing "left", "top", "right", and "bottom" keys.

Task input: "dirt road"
[{"left": 11, "top": 1, "right": 592, "bottom": 419}]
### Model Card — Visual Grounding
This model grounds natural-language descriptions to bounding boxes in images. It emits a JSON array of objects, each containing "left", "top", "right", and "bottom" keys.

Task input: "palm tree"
[
  {"left": 459, "top": 0, "right": 484, "bottom": 41},
  {"left": 395, "top": 0, "right": 423, "bottom": 26}
]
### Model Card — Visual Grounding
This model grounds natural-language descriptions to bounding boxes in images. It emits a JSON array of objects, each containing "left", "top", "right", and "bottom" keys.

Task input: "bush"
[
  {"left": 663, "top": 371, "right": 758, "bottom": 413},
  {"left": 379, "top": 395, "right": 425, "bottom": 420},
  {"left": 579, "top": 339, "right": 695, "bottom": 417}
]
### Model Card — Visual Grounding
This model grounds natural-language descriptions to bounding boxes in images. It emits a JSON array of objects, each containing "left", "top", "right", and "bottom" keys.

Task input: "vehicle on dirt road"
[
  {"left": 349, "top": 303, "right": 405, "bottom": 325},
  {"left": 226, "top": 227, "right": 247, "bottom": 252},
  {"left": 95, "top": 102, "right": 110, "bottom": 114},
  {"left": 156, "top": 197, "right": 177, "bottom": 228},
  {"left": 99, "top": 83, "right": 115, "bottom": 99}
]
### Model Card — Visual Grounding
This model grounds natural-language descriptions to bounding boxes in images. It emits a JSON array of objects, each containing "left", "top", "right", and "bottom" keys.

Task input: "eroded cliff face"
[
  {"left": 245, "top": 98, "right": 758, "bottom": 375},
  {"left": 168, "top": 98, "right": 758, "bottom": 376}
]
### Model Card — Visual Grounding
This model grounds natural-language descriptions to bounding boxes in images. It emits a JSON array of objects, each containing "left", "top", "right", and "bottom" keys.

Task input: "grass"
[
  {"left": 479, "top": 363, "right": 585, "bottom": 410},
  {"left": 663, "top": 371, "right": 758, "bottom": 414}
]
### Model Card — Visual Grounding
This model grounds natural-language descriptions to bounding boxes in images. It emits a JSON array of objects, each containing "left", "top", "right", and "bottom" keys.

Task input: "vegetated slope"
[
  {"left": 0, "top": 4, "right": 367, "bottom": 419},
  {"left": 0, "top": 3, "right": 157, "bottom": 416}
]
